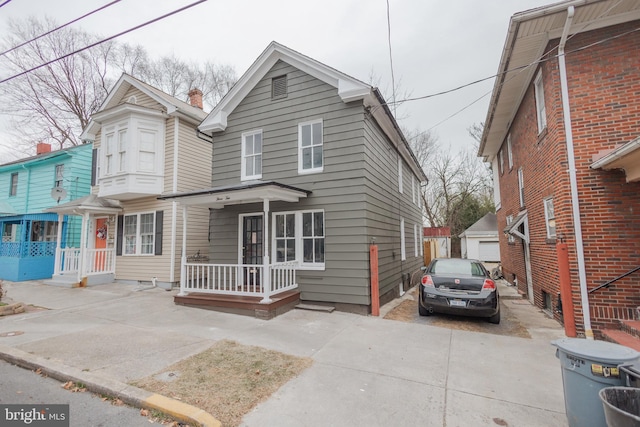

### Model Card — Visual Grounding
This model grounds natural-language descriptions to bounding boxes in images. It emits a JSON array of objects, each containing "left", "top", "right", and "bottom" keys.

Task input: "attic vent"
[
  {"left": 127, "top": 96, "right": 137, "bottom": 104},
  {"left": 271, "top": 75, "right": 287, "bottom": 99}
]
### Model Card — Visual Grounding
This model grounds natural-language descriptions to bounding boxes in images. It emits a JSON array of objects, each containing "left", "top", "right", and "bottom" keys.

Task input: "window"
[
  {"left": 138, "top": 129, "right": 157, "bottom": 172},
  {"left": 499, "top": 149, "right": 504, "bottom": 175},
  {"left": 534, "top": 71, "right": 547, "bottom": 133},
  {"left": 400, "top": 217, "right": 406, "bottom": 261},
  {"left": 507, "top": 134, "right": 513, "bottom": 170},
  {"left": 518, "top": 167, "right": 525, "bottom": 207},
  {"left": 275, "top": 213, "right": 296, "bottom": 262},
  {"left": 104, "top": 133, "right": 114, "bottom": 175},
  {"left": 9, "top": 173, "right": 18, "bottom": 196},
  {"left": 414, "top": 223, "right": 419, "bottom": 257},
  {"left": 272, "top": 210, "right": 325, "bottom": 269},
  {"left": 241, "top": 130, "right": 262, "bottom": 180},
  {"left": 544, "top": 197, "right": 556, "bottom": 239},
  {"left": 506, "top": 215, "right": 515, "bottom": 243},
  {"left": 398, "top": 157, "right": 403, "bottom": 193},
  {"left": 2, "top": 223, "right": 18, "bottom": 242},
  {"left": 118, "top": 128, "right": 127, "bottom": 172},
  {"left": 123, "top": 212, "right": 155, "bottom": 255},
  {"left": 272, "top": 75, "right": 287, "bottom": 99},
  {"left": 298, "top": 119, "right": 323, "bottom": 173},
  {"left": 54, "top": 164, "right": 64, "bottom": 187}
]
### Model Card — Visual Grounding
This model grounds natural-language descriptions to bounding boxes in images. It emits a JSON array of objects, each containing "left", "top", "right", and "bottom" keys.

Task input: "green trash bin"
[{"left": 552, "top": 338, "right": 640, "bottom": 427}]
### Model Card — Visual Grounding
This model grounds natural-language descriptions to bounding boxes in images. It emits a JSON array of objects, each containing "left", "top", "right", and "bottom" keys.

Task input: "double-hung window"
[
  {"left": 241, "top": 130, "right": 262, "bottom": 180},
  {"left": 54, "top": 164, "right": 64, "bottom": 188},
  {"left": 118, "top": 128, "right": 127, "bottom": 172},
  {"left": 499, "top": 149, "right": 504, "bottom": 175},
  {"left": 544, "top": 197, "right": 556, "bottom": 239},
  {"left": 123, "top": 212, "right": 155, "bottom": 255},
  {"left": 9, "top": 173, "right": 18, "bottom": 196},
  {"left": 518, "top": 167, "right": 525, "bottom": 207},
  {"left": 534, "top": 71, "right": 547, "bottom": 133},
  {"left": 298, "top": 119, "right": 323, "bottom": 173},
  {"left": 507, "top": 134, "right": 513, "bottom": 170},
  {"left": 104, "top": 133, "right": 114, "bottom": 175},
  {"left": 272, "top": 210, "right": 325, "bottom": 269}
]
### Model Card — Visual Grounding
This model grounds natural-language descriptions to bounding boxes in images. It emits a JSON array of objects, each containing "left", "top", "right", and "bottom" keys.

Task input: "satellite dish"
[{"left": 51, "top": 187, "right": 67, "bottom": 203}]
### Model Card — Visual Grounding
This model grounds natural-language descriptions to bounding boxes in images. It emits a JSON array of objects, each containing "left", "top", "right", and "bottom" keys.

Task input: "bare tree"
[{"left": 0, "top": 17, "right": 236, "bottom": 158}]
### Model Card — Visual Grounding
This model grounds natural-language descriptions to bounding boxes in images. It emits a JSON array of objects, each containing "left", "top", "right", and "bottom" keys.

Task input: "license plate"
[{"left": 450, "top": 300, "right": 466, "bottom": 307}]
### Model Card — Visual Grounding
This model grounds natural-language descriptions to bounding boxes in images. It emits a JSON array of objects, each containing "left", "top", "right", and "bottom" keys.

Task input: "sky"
[{"left": 0, "top": 0, "right": 553, "bottom": 163}]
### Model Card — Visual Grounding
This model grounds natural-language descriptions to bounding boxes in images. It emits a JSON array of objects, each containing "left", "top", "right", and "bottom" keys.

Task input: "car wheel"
[
  {"left": 488, "top": 309, "right": 501, "bottom": 324},
  {"left": 418, "top": 302, "right": 431, "bottom": 316}
]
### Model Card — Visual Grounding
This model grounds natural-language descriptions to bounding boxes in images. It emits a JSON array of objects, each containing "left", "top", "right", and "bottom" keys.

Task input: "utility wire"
[
  {"left": 385, "top": 0, "right": 396, "bottom": 118},
  {"left": 0, "top": 0, "right": 207, "bottom": 85},
  {"left": 0, "top": 0, "right": 12, "bottom": 8},
  {"left": 0, "top": 0, "right": 122, "bottom": 57}
]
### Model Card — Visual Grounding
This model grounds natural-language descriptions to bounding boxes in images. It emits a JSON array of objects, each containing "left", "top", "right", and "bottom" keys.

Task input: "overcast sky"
[{"left": 0, "top": 0, "right": 553, "bottom": 163}]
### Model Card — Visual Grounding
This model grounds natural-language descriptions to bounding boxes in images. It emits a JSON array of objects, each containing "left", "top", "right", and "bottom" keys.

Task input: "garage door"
[{"left": 479, "top": 241, "right": 500, "bottom": 262}]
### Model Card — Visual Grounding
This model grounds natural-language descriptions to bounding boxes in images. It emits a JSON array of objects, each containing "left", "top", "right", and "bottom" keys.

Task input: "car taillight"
[
  {"left": 482, "top": 278, "right": 496, "bottom": 291},
  {"left": 421, "top": 275, "right": 434, "bottom": 287}
]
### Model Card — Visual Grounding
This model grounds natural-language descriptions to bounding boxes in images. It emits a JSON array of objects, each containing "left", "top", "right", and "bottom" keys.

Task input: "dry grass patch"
[{"left": 132, "top": 339, "right": 312, "bottom": 427}]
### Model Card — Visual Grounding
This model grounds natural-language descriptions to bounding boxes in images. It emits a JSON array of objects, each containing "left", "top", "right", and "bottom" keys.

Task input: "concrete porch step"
[
  {"left": 295, "top": 303, "right": 335, "bottom": 313},
  {"left": 601, "top": 328, "right": 640, "bottom": 352},
  {"left": 621, "top": 320, "right": 640, "bottom": 339},
  {"left": 43, "top": 277, "right": 81, "bottom": 288}
]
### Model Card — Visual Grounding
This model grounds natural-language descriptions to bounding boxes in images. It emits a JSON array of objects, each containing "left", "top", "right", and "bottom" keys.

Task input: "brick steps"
[{"left": 601, "top": 320, "right": 640, "bottom": 352}]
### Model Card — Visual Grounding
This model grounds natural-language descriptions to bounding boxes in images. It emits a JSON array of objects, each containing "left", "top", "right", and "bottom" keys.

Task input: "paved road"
[{"left": 0, "top": 360, "right": 163, "bottom": 427}]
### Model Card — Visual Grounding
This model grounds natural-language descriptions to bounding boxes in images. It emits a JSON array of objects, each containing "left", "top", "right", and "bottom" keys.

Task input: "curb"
[{"left": 0, "top": 345, "right": 221, "bottom": 427}]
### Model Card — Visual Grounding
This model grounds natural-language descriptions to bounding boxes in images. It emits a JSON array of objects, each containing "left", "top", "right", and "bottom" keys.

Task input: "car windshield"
[{"left": 430, "top": 259, "right": 485, "bottom": 276}]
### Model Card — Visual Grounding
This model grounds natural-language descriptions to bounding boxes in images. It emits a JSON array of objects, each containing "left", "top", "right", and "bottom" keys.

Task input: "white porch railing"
[
  {"left": 181, "top": 261, "right": 298, "bottom": 300},
  {"left": 55, "top": 247, "right": 115, "bottom": 276},
  {"left": 84, "top": 248, "right": 116, "bottom": 276}
]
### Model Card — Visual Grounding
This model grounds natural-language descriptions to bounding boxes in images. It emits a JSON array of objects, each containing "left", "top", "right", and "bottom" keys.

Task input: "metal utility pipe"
[{"left": 558, "top": 6, "right": 593, "bottom": 338}]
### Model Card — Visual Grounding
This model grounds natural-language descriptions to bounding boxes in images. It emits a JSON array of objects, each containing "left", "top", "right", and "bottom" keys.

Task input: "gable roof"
[
  {"left": 80, "top": 73, "right": 208, "bottom": 140},
  {"left": 199, "top": 41, "right": 426, "bottom": 181},
  {"left": 479, "top": 0, "right": 640, "bottom": 160},
  {"left": 459, "top": 213, "right": 498, "bottom": 238}
]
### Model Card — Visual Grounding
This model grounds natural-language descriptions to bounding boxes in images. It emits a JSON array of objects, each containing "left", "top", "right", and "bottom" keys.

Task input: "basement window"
[{"left": 272, "top": 75, "right": 287, "bottom": 99}]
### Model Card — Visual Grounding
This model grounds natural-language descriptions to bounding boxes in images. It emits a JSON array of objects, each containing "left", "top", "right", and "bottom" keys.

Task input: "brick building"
[{"left": 479, "top": 0, "right": 640, "bottom": 339}]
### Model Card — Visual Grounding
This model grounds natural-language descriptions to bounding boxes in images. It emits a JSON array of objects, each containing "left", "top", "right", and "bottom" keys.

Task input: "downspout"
[{"left": 558, "top": 6, "right": 593, "bottom": 339}]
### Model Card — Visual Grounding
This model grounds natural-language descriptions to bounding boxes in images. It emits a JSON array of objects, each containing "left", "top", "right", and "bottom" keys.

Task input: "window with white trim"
[
  {"left": 54, "top": 164, "right": 64, "bottom": 188},
  {"left": 499, "top": 149, "right": 504, "bottom": 175},
  {"left": 544, "top": 197, "right": 556, "bottom": 239},
  {"left": 414, "top": 223, "right": 418, "bottom": 257},
  {"left": 398, "top": 157, "right": 403, "bottom": 193},
  {"left": 104, "top": 132, "right": 114, "bottom": 175},
  {"left": 507, "top": 134, "right": 513, "bottom": 170},
  {"left": 241, "top": 130, "right": 262, "bottom": 180},
  {"left": 400, "top": 217, "right": 406, "bottom": 261},
  {"left": 272, "top": 210, "right": 325, "bottom": 269},
  {"left": 518, "top": 167, "right": 525, "bottom": 207},
  {"left": 534, "top": 71, "right": 547, "bottom": 133},
  {"left": 298, "top": 119, "right": 323, "bottom": 173},
  {"left": 9, "top": 173, "right": 18, "bottom": 196},
  {"left": 506, "top": 215, "right": 515, "bottom": 243},
  {"left": 123, "top": 212, "right": 155, "bottom": 255},
  {"left": 118, "top": 128, "right": 127, "bottom": 172}
]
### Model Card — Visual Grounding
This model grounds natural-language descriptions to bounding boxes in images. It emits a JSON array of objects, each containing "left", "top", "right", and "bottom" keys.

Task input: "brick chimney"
[
  {"left": 188, "top": 88, "right": 203, "bottom": 109},
  {"left": 36, "top": 142, "right": 51, "bottom": 155}
]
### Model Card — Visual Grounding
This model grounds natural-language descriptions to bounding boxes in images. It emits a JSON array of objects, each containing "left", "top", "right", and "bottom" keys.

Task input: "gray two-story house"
[{"left": 162, "top": 42, "right": 426, "bottom": 317}]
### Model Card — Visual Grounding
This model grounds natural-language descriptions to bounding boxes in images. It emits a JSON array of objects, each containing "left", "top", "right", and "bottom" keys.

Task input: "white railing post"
[
  {"left": 53, "top": 213, "right": 64, "bottom": 275},
  {"left": 261, "top": 198, "right": 272, "bottom": 303},
  {"left": 178, "top": 205, "right": 188, "bottom": 296}
]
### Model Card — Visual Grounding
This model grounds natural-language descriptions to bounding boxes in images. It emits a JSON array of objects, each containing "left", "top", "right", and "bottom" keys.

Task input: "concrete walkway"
[{"left": 0, "top": 280, "right": 568, "bottom": 427}]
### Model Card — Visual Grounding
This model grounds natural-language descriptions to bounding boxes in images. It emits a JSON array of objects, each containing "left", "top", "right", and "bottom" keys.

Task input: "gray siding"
[{"left": 209, "top": 60, "right": 423, "bottom": 308}]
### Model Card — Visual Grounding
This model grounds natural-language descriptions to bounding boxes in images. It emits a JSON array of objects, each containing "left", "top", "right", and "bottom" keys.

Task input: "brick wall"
[{"left": 497, "top": 20, "right": 640, "bottom": 335}]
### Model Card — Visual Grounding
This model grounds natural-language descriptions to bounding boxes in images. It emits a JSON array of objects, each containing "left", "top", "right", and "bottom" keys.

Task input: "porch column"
[
  {"left": 53, "top": 214, "right": 64, "bottom": 276},
  {"left": 261, "top": 198, "right": 272, "bottom": 303},
  {"left": 178, "top": 205, "right": 188, "bottom": 296},
  {"left": 77, "top": 212, "right": 89, "bottom": 283}
]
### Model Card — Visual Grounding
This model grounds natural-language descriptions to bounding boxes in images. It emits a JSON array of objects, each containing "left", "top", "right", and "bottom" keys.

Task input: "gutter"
[
  {"left": 558, "top": 6, "right": 593, "bottom": 339},
  {"left": 590, "top": 136, "right": 640, "bottom": 169}
]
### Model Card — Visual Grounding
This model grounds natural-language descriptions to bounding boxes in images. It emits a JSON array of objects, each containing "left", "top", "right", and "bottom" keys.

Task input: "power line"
[
  {"left": 0, "top": 0, "right": 207, "bottom": 85},
  {"left": 385, "top": 0, "right": 396, "bottom": 118},
  {"left": 0, "top": 1, "right": 122, "bottom": 57},
  {"left": 0, "top": 0, "right": 12, "bottom": 8}
]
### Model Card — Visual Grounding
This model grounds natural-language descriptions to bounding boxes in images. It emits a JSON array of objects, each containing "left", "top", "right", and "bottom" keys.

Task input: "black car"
[{"left": 418, "top": 258, "right": 500, "bottom": 324}]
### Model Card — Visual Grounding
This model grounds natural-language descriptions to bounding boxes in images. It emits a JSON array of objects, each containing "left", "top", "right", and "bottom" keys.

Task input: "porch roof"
[
  {"left": 158, "top": 180, "right": 311, "bottom": 209},
  {"left": 504, "top": 210, "right": 528, "bottom": 242},
  {"left": 44, "top": 194, "right": 123, "bottom": 215},
  {"left": 590, "top": 136, "right": 640, "bottom": 182}
]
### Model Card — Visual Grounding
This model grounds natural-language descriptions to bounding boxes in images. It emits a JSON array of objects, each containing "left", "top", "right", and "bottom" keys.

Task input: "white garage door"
[{"left": 479, "top": 241, "right": 500, "bottom": 262}]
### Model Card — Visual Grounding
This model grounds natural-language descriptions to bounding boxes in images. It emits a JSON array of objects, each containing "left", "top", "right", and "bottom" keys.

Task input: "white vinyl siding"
[
  {"left": 544, "top": 197, "right": 556, "bottom": 239},
  {"left": 241, "top": 129, "right": 262, "bottom": 180},
  {"left": 298, "top": 119, "right": 323, "bottom": 173},
  {"left": 534, "top": 71, "right": 547, "bottom": 133}
]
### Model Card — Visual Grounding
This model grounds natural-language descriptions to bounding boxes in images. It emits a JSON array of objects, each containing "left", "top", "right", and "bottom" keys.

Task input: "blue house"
[{"left": 0, "top": 143, "right": 92, "bottom": 281}]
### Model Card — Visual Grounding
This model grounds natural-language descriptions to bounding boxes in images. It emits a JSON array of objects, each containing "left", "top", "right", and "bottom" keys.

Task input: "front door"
[
  {"left": 94, "top": 218, "right": 108, "bottom": 271},
  {"left": 242, "top": 215, "right": 263, "bottom": 289}
]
